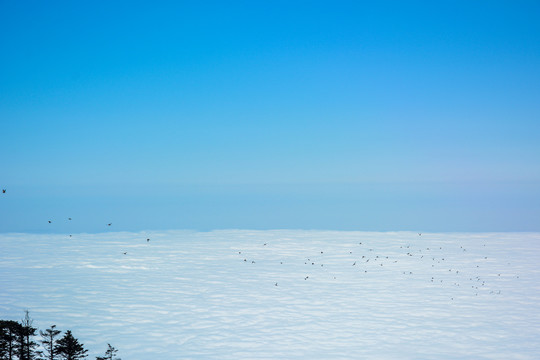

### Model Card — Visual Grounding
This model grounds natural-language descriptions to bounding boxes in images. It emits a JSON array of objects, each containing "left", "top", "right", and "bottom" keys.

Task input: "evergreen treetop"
[
  {"left": 55, "top": 331, "right": 88, "bottom": 360},
  {"left": 95, "top": 344, "right": 120, "bottom": 360},
  {"left": 40, "top": 325, "right": 62, "bottom": 360}
]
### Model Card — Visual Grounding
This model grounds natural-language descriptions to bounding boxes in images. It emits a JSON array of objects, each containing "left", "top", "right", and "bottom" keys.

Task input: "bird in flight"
[
  {"left": 107, "top": 223, "right": 112, "bottom": 226},
  {"left": 2, "top": 189, "right": 5, "bottom": 193},
  {"left": 48, "top": 220, "right": 52, "bottom": 224},
  {"left": 68, "top": 218, "right": 72, "bottom": 220}
]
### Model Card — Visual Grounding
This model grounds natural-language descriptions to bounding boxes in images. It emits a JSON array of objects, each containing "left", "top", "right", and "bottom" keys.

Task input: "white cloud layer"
[{"left": 1, "top": 230, "right": 539, "bottom": 359}]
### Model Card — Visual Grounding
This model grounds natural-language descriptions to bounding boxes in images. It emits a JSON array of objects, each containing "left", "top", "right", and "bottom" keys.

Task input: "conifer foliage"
[
  {"left": 1, "top": 312, "right": 118, "bottom": 360},
  {"left": 55, "top": 331, "right": 88, "bottom": 360},
  {"left": 0, "top": 320, "right": 21, "bottom": 360},
  {"left": 39, "top": 325, "right": 61, "bottom": 360},
  {"left": 19, "top": 311, "right": 38, "bottom": 360},
  {"left": 95, "top": 344, "right": 120, "bottom": 360}
]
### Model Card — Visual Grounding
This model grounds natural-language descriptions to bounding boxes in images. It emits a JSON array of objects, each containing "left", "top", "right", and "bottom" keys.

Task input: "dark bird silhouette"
[
  {"left": 2, "top": 189, "right": 5, "bottom": 193},
  {"left": 123, "top": 252, "right": 127, "bottom": 255},
  {"left": 107, "top": 223, "right": 112, "bottom": 226},
  {"left": 48, "top": 220, "right": 52, "bottom": 223},
  {"left": 68, "top": 218, "right": 72, "bottom": 220},
  {"left": 147, "top": 238, "right": 150, "bottom": 242}
]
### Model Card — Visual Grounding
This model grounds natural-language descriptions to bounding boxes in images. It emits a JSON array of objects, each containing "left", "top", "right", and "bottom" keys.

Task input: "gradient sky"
[{"left": 1, "top": 1, "right": 539, "bottom": 232}]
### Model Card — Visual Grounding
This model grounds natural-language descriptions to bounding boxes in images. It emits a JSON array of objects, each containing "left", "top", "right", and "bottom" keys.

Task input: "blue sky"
[{"left": 1, "top": 1, "right": 539, "bottom": 232}]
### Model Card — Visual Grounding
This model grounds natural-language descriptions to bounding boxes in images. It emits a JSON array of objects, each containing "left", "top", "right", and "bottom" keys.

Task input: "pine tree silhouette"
[
  {"left": 18, "top": 311, "right": 38, "bottom": 360},
  {"left": 55, "top": 331, "right": 88, "bottom": 360},
  {"left": 40, "top": 325, "right": 62, "bottom": 360},
  {"left": 0, "top": 320, "right": 23, "bottom": 360},
  {"left": 2, "top": 316, "right": 121, "bottom": 360},
  {"left": 95, "top": 344, "right": 120, "bottom": 360}
]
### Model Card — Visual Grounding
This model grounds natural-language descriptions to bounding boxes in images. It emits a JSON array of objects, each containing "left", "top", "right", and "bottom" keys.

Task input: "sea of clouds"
[{"left": 1, "top": 230, "right": 539, "bottom": 359}]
